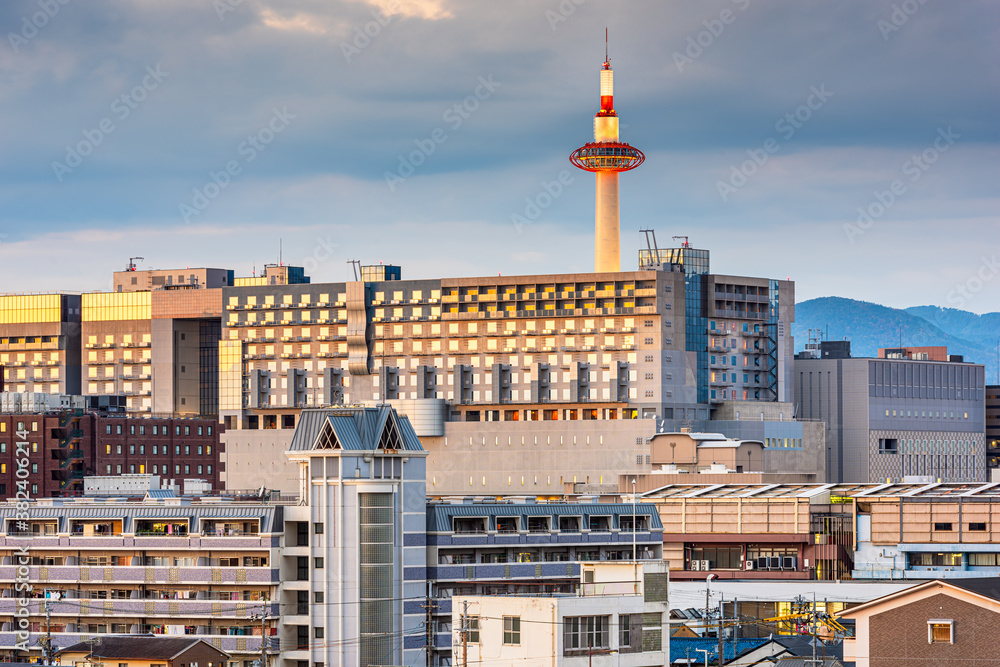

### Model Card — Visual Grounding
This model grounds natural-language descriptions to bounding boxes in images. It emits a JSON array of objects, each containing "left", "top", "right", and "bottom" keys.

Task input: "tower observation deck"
[{"left": 569, "top": 42, "right": 645, "bottom": 273}]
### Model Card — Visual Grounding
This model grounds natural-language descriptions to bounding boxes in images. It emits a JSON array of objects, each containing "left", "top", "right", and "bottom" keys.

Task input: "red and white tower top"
[{"left": 570, "top": 34, "right": 644, "bottom": 272}]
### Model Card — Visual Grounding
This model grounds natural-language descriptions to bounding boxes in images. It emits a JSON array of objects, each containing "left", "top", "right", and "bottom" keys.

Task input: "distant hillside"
[{"left": 793, "top": 297, "right": 999, "bottom": 382}]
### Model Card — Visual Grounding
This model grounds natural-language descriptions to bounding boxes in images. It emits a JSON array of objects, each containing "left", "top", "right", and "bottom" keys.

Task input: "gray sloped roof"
[
  {"left": 58, "top": 636, "right": 228, "bottom": 660},
  {"left": 289, "top": 406, "right": 424, "bottom": 452}
]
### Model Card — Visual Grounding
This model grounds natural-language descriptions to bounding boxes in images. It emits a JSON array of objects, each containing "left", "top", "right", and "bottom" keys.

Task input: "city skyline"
[{"left": 1, "top": 0, "right": 996, "bottom": 312}]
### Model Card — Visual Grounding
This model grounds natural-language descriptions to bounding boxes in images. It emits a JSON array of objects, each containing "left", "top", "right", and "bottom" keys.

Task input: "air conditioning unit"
[
  {"left": 782, "top": 556, "right": 797, "bottom": 570},
  {"left": 768, "top": 557, "right": 781, "bottom": 570},
  {"left": 745, "top": 561, "right": 754, "bottom": 571},
  {"left": 690, "top": 560, "right": 701, "bottom": 571},
  {"left": 701, "top": 560, "right": 711, "bottom": 571},
  {"left": 756, "top": 557, "right": 769, "bottom": 570}
]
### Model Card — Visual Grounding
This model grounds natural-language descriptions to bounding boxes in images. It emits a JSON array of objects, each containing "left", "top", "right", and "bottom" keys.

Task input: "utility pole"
[
  {"left": 43, "top": 589, "right": 57, "bottom": 665},
  {"left": 461, "top": 600, "right": 469, "bottom": 667},
  {"left": 717, "top": 595, "right": 723, "bottom": 667},
  {"left": 255, "top": 601, "right": 268, "bottom": 667}
]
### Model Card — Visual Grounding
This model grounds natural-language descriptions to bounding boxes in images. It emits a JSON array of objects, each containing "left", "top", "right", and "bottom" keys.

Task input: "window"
[
  {"left": 314, "top": 592, "right": 324, "bottom": 604},
  {"left": 878, "top": 438, "right": 898, "bottom": 454},
  {"left": 619, "top": 614, "right": 633, "bottom": 649},
  {"left": 462, "top": 615, "right": 480, "bottom": 643},
  {"left": 314, "top": 627, "right": 324, "bottom": 639},
  {"left": 928, "top": 620, "right": 953, "bottom": 644},
  {"left": 564, "top": 616, "right": 610, "bottom": 651},
  {"left": 139, "top": 425, "right": 145, "bottom": 435},
  {"left": 969, "top": 522, "right": 987, "bottom": 531},
  {"left": 934, "top": 523, "right": 953, "bottom": 531},
  {"left": 314, "top": 523, "right": 324, "bottom": 535},
  {"left": 503, "top": 616, "right": 520, "bottom": 645},
  {"left": 314, "top": 557, "right": 324, "bottom": 569}
]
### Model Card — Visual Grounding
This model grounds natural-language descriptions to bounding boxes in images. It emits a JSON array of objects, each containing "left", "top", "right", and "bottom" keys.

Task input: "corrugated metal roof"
[
  {"left": 289, "top": 406, "right": 424, "bottom": 452},
  {"left": 0, "top": 504, "right": 282, "bottom": 533}
]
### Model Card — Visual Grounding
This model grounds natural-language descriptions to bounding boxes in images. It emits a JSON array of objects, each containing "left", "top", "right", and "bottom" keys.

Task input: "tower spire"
[{"left": 569, "top": 43, "right": 645, "bottom": 273}]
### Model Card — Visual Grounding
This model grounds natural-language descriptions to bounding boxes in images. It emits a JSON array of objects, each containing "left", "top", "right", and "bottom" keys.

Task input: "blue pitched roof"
[
  {"left": 289, "top": 406, "right": 424, "bottom": 452},
  {"left": 670, "top": 637, "right": 768, "bottom": 665}
]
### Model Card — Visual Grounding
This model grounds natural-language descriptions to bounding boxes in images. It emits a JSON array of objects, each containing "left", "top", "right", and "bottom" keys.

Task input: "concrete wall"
[{"left": 220, "top": 428, "right": 297, "bottom": 492}]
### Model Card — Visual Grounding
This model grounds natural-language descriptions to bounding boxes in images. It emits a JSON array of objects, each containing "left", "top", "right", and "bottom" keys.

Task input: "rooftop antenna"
[
  {"left": 279, "top": 238, "right": 282, "bottom": 266},
  {"left": 672, "top": 235, "right": 690, "bottom": 248},
  {"left": 126, "top": 257, "right": 144, "bottom": 271},
  {"left": 347, "top": 259, "right": 361, "bottom": 281},
  {"left": 605, "top": 27, "right": 608, "bottom": 64},
  {"left": 639, "top": 229, "right": 661, "bottom": 268}
]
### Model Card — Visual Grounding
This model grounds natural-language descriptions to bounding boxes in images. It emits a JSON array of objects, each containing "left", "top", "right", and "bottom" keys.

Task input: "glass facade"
[
  {"left": 218, "top": 340, "right": 244, "bottom": 411},
  {"left": 200, "top": 320, "right": 221, "bottom": 417},
  {"left": 82, "top": 292, "right": 151, "bottom": 321},
  {"left": 0, "top": 294, "right": 62, "bottom": 324},
  {"left": 359, "top": 492, "right": 395, "bottom": 667}
]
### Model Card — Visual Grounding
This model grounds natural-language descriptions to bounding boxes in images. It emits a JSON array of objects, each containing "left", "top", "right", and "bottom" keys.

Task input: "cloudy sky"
[{"left": 1, "top": 0, "right": 997, "bottom": 312}]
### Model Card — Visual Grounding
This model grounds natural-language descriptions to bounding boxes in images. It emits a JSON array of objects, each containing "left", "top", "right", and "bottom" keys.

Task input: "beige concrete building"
[
  {"left": 454, "top": 561, "right": 669, "bottom": 667},
  {"left": 0, "top": 294, "right": 81, "bottom": 395}
]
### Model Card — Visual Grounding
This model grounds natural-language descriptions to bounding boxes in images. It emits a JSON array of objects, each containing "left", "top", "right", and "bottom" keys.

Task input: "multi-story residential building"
[
  {"left": 425, "top": 497, "right": 663, "bottom": 666},
  {"left": 986, "top": 385, "right": 999, "bottom": 478},
  {"left": 453, "top": 560, "right": 670, "bottom": 667},
  {"left": 0, "top": 495, "right": 284, "bottom": 666},
  {"left": 282, "top": 406, "right": 429, "bottom": 667},
  {"left": 0, "top": 411, "right": 222, "bottom": 498},
  {"left": 219, "top": 247, "right": 814, "bottom": 495},
  {"left": 794, "top": 342, "right": 986, "bottom": 482},
  {"left": 81, "top": 285, "right": 224, "bottom": 418},
  {"left": 0, "top": 294, "right": 82, "bottom": 395}
]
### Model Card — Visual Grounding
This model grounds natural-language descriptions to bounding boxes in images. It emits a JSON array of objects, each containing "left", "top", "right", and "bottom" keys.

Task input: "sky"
[{"left": 1, "top": 0, "right": 997, "bottom": 312}]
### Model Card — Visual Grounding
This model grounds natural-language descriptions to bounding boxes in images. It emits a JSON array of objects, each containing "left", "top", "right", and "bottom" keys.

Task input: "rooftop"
[{"left": 642, "top": 482, "right": 1000, "bottom": 500}]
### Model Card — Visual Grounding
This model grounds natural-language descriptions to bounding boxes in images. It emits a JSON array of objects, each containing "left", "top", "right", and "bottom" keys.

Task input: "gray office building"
[{"left": 794, "top": 343, "right": 986, "bottom": 482}]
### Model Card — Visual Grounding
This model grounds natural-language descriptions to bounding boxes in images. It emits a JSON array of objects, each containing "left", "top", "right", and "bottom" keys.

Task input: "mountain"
[{"left": 793, "top": 297, "right": 999, "bottom": 383}]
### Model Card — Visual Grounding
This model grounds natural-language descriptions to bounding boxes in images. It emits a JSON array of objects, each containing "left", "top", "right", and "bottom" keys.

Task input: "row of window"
[
  {"left": 105, "top": 443, "right": 212, "bottom": 456},
  {"left": 459, "top": 614, "right": 636, "bottom": 652},
  {"left": 106, "top": 423, "right": 213, "bottom": 436},
  {"left": 103, "top": 463, "right": 213, "bottom": 476}
]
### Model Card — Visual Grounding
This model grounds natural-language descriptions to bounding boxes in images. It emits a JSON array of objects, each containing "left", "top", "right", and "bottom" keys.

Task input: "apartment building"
[
  {"left": 794, "top": 342, "right": 986, "bottom": 482},
  {"left": 0, "top": 294, "right": 82, "bottom": 395},
  {"left": 0, "top": 411, "right": 222, "bottom": 498},
  {"left": 426, "top": 498, "right": 663, "bottom": 666},
  {"left": 453, "top": 561, "right": 670, "bottom": 667},
  {"left": 282, "top": 406, "right": 429, "bottom": 667},
  {"left": 0, "top": 495, "right": 283, "bottom": 666}
]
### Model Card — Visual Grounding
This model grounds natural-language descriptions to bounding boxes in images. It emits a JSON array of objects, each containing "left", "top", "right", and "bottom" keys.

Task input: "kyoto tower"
[{"left": 569, "top": 35, "right": 645, "bottom": 273}]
